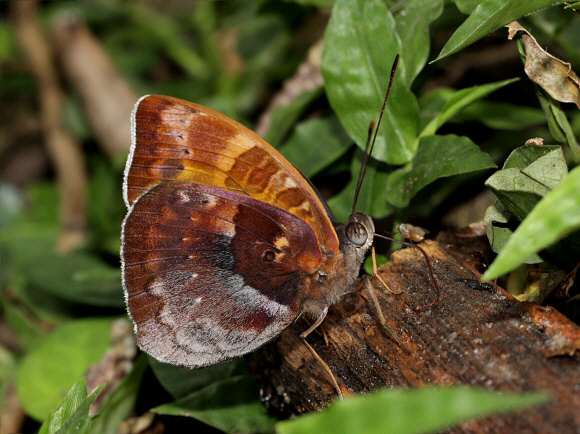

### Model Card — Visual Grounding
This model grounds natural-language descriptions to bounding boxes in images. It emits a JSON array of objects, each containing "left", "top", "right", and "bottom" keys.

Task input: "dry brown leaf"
[{"left": 507, "top": 21, "right": 580, "bottom": 108}]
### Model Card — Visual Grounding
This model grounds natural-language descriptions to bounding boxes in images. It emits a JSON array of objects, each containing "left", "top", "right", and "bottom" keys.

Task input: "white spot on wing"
[
  {"left": 284, "top": 176, "right": 298, "bottom": 189},
  {"left": 178, "top": 190, "right": 190, "bottom": 203},
  {"left": 150, "top": 277, "right": 166, "bottom": 297}
]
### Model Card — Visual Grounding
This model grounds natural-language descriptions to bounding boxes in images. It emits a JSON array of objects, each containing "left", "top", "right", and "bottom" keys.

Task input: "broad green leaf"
[
  {"left": 1, "top": 300, "right": 47, "bottom": 352},
  {"left": 537, "top": 87, "right": 567, "bottom": 143},
  {"left": 535, "top": 86, "right": 580, "bottom": 162},
  {"left": 434, "top": 0, "right": 563, "bottom": 62},
  {"left": 276, "top": 386, "right": 549, "bottom": 434},
  {"left": 502, "top": 143, "right": 562, "bottom": 170},
  {"left": 483, "top": 165, "right": 580, "bottom": 280},
  {"left": 484, "top": 145, "right": 578, "bottom": 269},
  {"left": 90, "top": 355, "right": 149, "bottom": 434},
  {"left": 280, "top": 116, "right": 353, "bottom": 178},
  {"left": 327, "top": 149, "right": 394, "bottom": 222},
  {"left": 419, "top": 78, "right": 519, "bottom": 137},
  {"left": 153, "top": 375, "right": 276, "bottom": 434},
  {"left": 17, "top": 317, "right": 115, "bottom": 421},
  {"left": 485, "top": 147, "right": 568, "bottom": 221},
  {"left": 0, "top": 221, "right": 58, "bottom": 267},
  {"left": 292, "top": 0, "right": 335, "bottom": 6},
  {"left": 386, "top": 135, "right": 497, "bottom": 208},
  {"left": 39, "top": 377, "right": 104, "bottom": 434},
  {"left": 322, "top": 0, "right": 420, "bottom": 164},
  {"left": 25, "top": 182, "right": 60, "bottom": 224},
  {"left": 88, "top": 155, "right": 125, "bottom": 242},
  {"left": 455, "top": 0, "right": 482, "bottom": 14},
  {"left": 395, "top": 0, "right": 444, "bottom": 86},
  {"left": 27, "top": 252, "right": 124, "bottom": 308},
  {"left": 262, "top": 87, "right": 324, "bottom": 147},
  {"left": 450, "top": 100, "right": 546, "bottom": 130},
  {"left": 486, "top": 170, "right": 548, "bottom": 220},
  {"left": 484, "top": 200, "right": 543, "bottom": 264},
  {"left": 149, "top": 357, "right": 247, "bottom": 400}
]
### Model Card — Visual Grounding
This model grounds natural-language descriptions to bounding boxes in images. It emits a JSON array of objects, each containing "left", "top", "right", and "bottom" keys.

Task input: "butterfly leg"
[
  {"left": 372, "top": 246, "right": 402, "bottom": 294},
  {"left": 300, "top": 307, "right": 344, "bottom": 399},
  {"left": 362, "top": 275, "right": 404, "bottom": 348}
]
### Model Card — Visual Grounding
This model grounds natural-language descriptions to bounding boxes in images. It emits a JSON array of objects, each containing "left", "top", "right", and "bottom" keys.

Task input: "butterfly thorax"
[{"left": 301, "top": 213, "right": 375, "bottom": 317}]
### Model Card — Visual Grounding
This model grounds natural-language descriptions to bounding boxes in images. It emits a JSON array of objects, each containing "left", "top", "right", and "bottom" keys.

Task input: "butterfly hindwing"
[{"left": 122, "top": 181, "right": 324, "bottom": 367}]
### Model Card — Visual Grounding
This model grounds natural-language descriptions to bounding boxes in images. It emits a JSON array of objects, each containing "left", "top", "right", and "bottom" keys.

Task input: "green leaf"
[
  {"left": 153, "top": 375, "right": 276, "bottom": 434},
  {"left": 434, "top": 0, "right": 562, "bottom": 62},
  {"left": 502, "top": 143, "right": 561, "bottom": 170},
  {"left": 280, "top": 116, "right": 353, "bottom": 178},
  {"left": 38, "top": 377, "right": 104, "bottom": 434},
  {"left": 386, "top": 135, "right": 497, "bottom": 208},
  {"left": 262, "top": 87, "right": 324, "bottom": 147},
  {"left": 564, "top": 1, "right": 580, "bottom": 9},
  {"left": 483, "top": 165, "right": 580, "bottom": 280},
  {"left": 419, "top": 78, "right": 519, "bottom": 137},
  {"left": 149, "top": 357, "right": 247, "bottom": 400},
  {"left": 485, "top": 146, "right": 567, "bottom": 221},
  {"left": 90, "top": 355, "right": 149, "bottom": 434},
  {"left": 484, "top": 200, "right": 543, "bottom": 264},
  {"left": 276, "top": 385, "right": 549, "bottom": 434},
  {"left": 450, "top": 100, "right": 546, "bottom": 130},
  {"left": 27, "top": 252, "right": 124, "bottom": 308},
  {"left": 322, "top": 0, "right": 419, "bottom": 164},
  {"left": 88, "top": 155, "right": 125, "bottom": 243},
  {"left": 454, "top": 0, "right": 483, "bottom": 14},
  {"left": 17, "top": 317, "right": 115, "bottom": 421},
  {"left": 1, "top": 300, "right": 47, "bottom": 352},
  {"left": 395, "top": 0, "right": 444, "bottom": 86},
  {"left": 291, "top": 0, "right": 335, "bottom": 6},
  {"left": 484, "top": 144, "right": 579, "bottom": 270},
  {"left": 25, "top": 182, "right": 60, "bottom": 224},
  {"left": 535, "top": 86, "right": 580, "bottom": 162},
  {"left": 327, "top": 149, "right": 394, "bottom": 222}
]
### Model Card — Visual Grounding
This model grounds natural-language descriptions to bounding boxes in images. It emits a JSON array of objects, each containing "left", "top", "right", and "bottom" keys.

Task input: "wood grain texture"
[{"left": 250, "top": 230, "right": 580, "bottom": 433}]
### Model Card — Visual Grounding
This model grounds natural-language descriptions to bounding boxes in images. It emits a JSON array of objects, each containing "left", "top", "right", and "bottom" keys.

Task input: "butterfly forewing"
[{"left": 125, "top": 95, "right": 339, "bottom": 255}]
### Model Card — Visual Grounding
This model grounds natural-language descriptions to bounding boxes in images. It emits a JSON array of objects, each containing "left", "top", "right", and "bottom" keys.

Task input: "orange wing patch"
[{"left": 125, "top": 95, "right": 339, "bottom": 256}]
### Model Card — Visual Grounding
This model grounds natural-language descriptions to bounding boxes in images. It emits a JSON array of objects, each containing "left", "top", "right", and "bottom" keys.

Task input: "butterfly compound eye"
[{"left": 346, "top": 221, "right": 368, "bottom": 247}]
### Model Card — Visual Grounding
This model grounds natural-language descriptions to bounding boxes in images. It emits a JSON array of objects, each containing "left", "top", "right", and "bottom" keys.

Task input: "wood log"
[{"left": 249, "top": 227, "right": 580, "bottom": 433}]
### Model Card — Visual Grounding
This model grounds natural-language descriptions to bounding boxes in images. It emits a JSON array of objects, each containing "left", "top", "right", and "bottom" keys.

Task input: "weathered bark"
[{"left": 249, "top": 228, "right": 580, "bottom": 433}]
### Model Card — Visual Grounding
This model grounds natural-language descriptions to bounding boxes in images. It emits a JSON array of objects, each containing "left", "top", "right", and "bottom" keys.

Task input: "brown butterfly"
[
  {"left": 121, "top": 93, "right": 376, "bottom": 368},
  {"left": 121, "top": 56, "right": 436, "bottom": 386}
]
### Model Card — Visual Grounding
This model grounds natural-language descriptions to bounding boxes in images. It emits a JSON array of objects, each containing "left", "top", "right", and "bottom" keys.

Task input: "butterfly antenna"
[
  {"left": 374, "top": 233, "right": 440, "bottom": 309},
  {"left": 352, "top": 54, "right": 400, "bottom": 215},
  {"left": 352, "top": 120, "right": 375, "bottom": 215}
]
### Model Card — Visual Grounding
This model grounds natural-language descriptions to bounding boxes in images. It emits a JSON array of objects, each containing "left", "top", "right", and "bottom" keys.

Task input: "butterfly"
[{"left": 121, "top": 94, "right": 378, "bottom": 370}]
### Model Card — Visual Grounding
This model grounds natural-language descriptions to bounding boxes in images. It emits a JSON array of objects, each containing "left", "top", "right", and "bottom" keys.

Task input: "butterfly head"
[
  {"left": 338, "top": 212, "right": 375, "bottom": 271},
  {"left": 345, "top": 213, "right": 374, "bottom": 249},
  {"left": 306, "top": 212, "right": 374, "bottom": 312}
]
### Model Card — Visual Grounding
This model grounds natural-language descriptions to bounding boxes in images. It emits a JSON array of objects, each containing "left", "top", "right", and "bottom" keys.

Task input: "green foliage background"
[{"left": 0, "top": 0, "right": 578, "bottom": 433}]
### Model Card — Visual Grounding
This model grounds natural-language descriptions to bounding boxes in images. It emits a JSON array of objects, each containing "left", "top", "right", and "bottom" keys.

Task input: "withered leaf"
[{"left": 507, "top": 21, "right": 580, "bottom": 108}]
